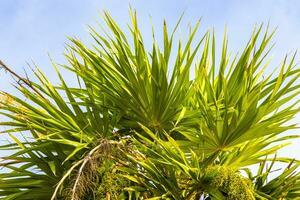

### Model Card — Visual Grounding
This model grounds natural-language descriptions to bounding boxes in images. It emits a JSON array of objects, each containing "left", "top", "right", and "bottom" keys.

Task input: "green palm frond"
[
  {"left": 120, "top": 125, "right": 256, "bottom": 199},
  {"left": 0, "top": 9, "right": 299, "bottom": 200},
  {"left": 0, "top": 62, "right": 118, "bottom": 199},
  {"left": 0, "top": 135, "right": 70, "bottom": 199},
  {"left": 176, "top": 27, "right": 300, "bottom": 155},
  {"left": 65, "top": 11, "right": 203, "bottom": 132},
  {"left": 244, "top": 157, "right": 300, "bottom": 199}
]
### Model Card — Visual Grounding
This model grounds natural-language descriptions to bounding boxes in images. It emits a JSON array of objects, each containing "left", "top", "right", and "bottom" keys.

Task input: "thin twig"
[
  {"left": 0, "top": 60, "right": 45, "bottom": 98},
  {"left": 50, "top": 140, "right": 120, "bottom": 200},
  {"left": 70, "top": 143, "right": 103, "bottom": 200},
  {"left": 71, "top": 140, "right": 120, "bottom": 200},
  {"left": 51, "top": 159, "right": 84, "bottom": 200}
]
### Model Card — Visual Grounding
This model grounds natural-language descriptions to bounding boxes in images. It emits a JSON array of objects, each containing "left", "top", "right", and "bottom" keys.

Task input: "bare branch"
[{"left": 0, "top": 60, "right": 45, "bottom": 98}]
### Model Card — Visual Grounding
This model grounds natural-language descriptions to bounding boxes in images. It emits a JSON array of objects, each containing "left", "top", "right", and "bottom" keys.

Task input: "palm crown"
[{"left": 0, "top": 10, "right": 299, "bottom": 200}]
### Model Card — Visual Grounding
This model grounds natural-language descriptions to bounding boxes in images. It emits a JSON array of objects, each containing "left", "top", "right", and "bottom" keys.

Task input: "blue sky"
[{"left": 0, "top": 0, "right": 299, "bottom": 159}]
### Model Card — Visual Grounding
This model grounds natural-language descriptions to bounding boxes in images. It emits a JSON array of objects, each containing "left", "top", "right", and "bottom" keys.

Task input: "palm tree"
[{"left": 0, "top": 10, "right": 299, "bottom": 200}]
